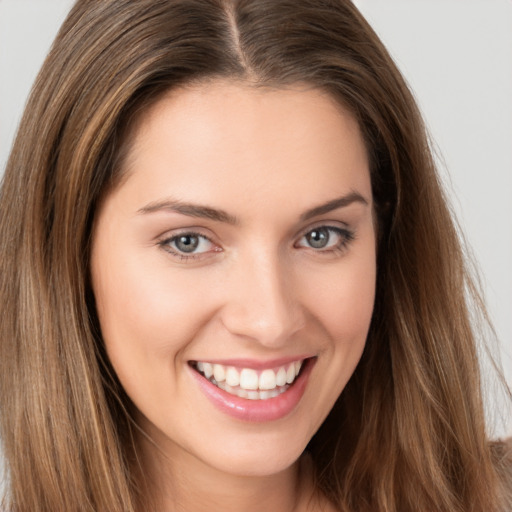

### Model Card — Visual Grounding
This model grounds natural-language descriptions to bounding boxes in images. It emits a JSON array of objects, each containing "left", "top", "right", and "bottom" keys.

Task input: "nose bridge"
[{"left": 220, "top": 247, "right": 304, "bottom": 346}]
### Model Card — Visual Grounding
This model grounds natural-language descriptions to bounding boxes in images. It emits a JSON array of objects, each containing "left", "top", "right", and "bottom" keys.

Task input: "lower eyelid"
[
  {"left": 157, "top": 226, "right": 354, "bottom": 259},
  {"left": 297, "top": 226, "right": 354, "bottom": 249},
  {"left": 158, "top": 231, "right": 216, "bottom": 256}
]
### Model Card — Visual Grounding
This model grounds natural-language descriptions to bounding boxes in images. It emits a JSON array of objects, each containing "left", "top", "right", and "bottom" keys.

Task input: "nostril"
[
  {"left": 216, "top": 256, "right": 306, "bottom": 345},
  {"left": 219, "top": 302, "right": 305, "bottom": 346}
]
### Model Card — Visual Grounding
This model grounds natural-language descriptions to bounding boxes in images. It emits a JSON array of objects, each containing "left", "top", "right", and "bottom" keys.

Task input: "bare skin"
[
  {"left": 141, "top": 442, "right": 336, "bottom": 512},
  {"left": 91, "top": 80, "right": 375, "bottom": 511}
]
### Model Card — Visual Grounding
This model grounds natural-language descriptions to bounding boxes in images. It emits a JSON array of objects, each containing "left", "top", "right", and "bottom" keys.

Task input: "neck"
[{"left": 137, "top": 434, "right": 317, "bottom": 512}]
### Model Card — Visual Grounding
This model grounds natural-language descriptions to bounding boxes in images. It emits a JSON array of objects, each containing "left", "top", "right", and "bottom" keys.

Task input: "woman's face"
[{"left": 91, "top": 81, "right": 376, "bottom": 478}]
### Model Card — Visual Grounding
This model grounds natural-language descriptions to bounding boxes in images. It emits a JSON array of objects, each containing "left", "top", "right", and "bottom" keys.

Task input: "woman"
[{"left": 0, "top": 1, "right": 510, "bottom": 511}]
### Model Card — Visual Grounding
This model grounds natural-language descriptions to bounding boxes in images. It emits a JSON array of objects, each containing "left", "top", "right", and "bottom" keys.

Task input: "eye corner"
[
  {"left": 157, "top": 230, "right": 222, "bottom": 262},
  {"left": 295, "top": 224, "right": 355, "bottom": 254}
]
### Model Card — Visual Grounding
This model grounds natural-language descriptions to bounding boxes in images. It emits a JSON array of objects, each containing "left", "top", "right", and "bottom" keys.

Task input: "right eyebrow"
[{"left": 137, "top": 198, "right": 239, "bottom": 225}]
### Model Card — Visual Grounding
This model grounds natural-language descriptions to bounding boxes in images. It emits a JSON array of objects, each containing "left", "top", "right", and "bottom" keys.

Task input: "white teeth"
[
  {"left": 203, "top": 362, "right": 213, "bottom": 379},
  {"left": 194, "top": 359, "right": 307, "bottom": 399},
  {"left": 236, "top": 388, "right": 248, "bottom": 399},
  {"left": 213, "top": 364, "right": 226, "bottom": 383},
  {"left": 225, "top": 366, "right": 240, "bottom": 387},
  {"left": 240, "top": 368, "right": 259, "bottom": 390},
  {"left": 286, "top": 364, "right": 295, "bottom": 384},
  {"left": 259, "top": 369, "right": 277, "bottom": 390},
  {"left": 276, "top": 367, "right": 287, "bottom": 386}
]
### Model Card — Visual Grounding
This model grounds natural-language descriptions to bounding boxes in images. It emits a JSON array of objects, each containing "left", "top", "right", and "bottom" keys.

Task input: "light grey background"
[
  {"left": 1, "top": 0, "right": 511, "bottom": 489},
  {"left": 353, "top": 0, "right": 512, "bottom": 437}
]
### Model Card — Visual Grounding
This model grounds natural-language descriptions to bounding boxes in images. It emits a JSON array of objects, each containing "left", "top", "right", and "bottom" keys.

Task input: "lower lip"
[{"left": 189, "top": 359, "right": 315, "bottom": 422}]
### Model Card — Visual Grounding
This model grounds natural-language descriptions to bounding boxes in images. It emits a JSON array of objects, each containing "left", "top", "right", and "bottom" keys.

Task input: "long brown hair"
[{"left": 0, "top": 1, "right": 510, "bottom": 510}]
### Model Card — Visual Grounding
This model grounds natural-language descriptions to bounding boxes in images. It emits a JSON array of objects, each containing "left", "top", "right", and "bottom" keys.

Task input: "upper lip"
[{"left": 189, "top": 355, "right": 314, "bottom": 370}]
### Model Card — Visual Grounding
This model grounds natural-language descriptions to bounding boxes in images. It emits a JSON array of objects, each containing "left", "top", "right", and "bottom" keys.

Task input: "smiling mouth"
[{"left": 190, "top": 359, "right": 308, "bottom": 401}]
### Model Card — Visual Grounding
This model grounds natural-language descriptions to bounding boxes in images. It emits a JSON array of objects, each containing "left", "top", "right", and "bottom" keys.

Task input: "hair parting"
[{"left": 0, "top": 1, "right": 510, "bottom": 511}]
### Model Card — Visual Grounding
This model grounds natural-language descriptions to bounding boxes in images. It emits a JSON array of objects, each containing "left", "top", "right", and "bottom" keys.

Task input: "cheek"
[
  {"left": 308, "top": 242, "right": 376, "bottom": 385},
  {"left": 308, "top": 249, "right": 376, "bottom": 345},
  {"left": 91, "top": 246, "right": 218, "bottom": 404},
  {"left": 94, "top": 250, "right": 207, "bottom": 347}
]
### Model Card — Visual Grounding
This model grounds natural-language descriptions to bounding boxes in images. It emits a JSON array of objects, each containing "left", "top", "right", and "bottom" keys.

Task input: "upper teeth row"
[{"left": 196, "top": 361, "right": 303, "bottom": 391}]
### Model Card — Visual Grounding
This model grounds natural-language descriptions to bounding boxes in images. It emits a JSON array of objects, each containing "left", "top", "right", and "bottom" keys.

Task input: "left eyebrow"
[{"left": 300, "top": 191, "right": 369, "bottom": 221}]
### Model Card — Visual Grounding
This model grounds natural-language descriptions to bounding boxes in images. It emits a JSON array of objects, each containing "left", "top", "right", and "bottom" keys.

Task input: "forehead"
[{"left": 111, "top": 80, "right": 372, "bottom": 218}]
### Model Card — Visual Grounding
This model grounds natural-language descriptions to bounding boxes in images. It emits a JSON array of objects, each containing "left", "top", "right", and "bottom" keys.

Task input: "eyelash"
[
  {"left": 158, "top": 230, "right": 217, "bottom": 261},
  {"left": 295, "top": 226, "right": 355, "bottom": 254},
  {"left": 157, "top": 225, "right": 355, "bottom": 261}
]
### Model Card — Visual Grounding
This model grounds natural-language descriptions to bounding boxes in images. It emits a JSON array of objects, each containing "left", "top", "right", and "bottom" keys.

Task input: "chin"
[{"left": 205, "top": 444, "right": 304, "bottom": 479}]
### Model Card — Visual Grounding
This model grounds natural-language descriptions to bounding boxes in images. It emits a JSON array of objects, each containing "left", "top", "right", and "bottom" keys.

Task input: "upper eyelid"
[
  {"left": 296, "top": 225, "right": 351, "bottom": 242},
  {"left": 296, "top": 221, "right": 351, "bottom": 239},
  {"left": 156, "top": 222, "right": 353, "bottom": 248},
  {"left": 158, "top": 232, "right": 218, "bottom": 260},
  {"left": 157, "top": 228, "right": 215, "bottom": 244},
  {"left": 158, "top": 230, "right": 215, "bottom": 248}
]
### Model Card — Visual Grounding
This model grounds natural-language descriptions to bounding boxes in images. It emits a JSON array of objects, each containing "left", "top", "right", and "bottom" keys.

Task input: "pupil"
[
  {"left": 176, "top": 235, "right": 199, "bottom": 253},
  {"left": 307, "top": 228, "right": 329, "bottom": 249}
]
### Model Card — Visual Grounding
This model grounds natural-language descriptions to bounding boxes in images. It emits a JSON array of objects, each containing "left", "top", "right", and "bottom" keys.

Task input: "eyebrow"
[
  {"left": 138, "top": 199, "right": 239, "bottom": 224},
  {"left": 300, "top": 191, "right": 369, "bottom": 221},
  {"left": 137, "top": 191, "right": 368, "bottom": 224}
]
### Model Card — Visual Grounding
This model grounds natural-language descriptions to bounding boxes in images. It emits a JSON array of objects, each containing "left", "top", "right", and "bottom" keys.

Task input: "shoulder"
[
  {"left": 493, "top": 437, "right": 512, "bottom": 510},
  {"left": 504, "top": 436, "right": 512, "bottom": 472},
  {"left": 490, "top": 436, "right": 512, "bottom": 464},
  {"left": 497, "top": 437, "right": 512, "bottom": 466}
]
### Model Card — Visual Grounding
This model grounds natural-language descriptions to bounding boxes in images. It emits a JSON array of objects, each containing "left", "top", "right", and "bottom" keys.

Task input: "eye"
[
  {"left": 159, "top": 231, "right": 218, "bottom": 259},
  {"left": 296, "top": 226, "right": 354, "bottom": 252}
]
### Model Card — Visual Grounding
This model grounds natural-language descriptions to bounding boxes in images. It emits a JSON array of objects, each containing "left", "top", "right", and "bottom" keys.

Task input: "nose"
[{"left": 219, "top": 250, "right": 305, "bottom": 348}]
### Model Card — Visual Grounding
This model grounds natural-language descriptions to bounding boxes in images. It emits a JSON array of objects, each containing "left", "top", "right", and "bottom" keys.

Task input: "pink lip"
[
  {"left": 191, "top": 355, "right": 313, "bottom": 370},
  {"left": 189, "top": 357, "right": 316, "bottom": 422}
]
